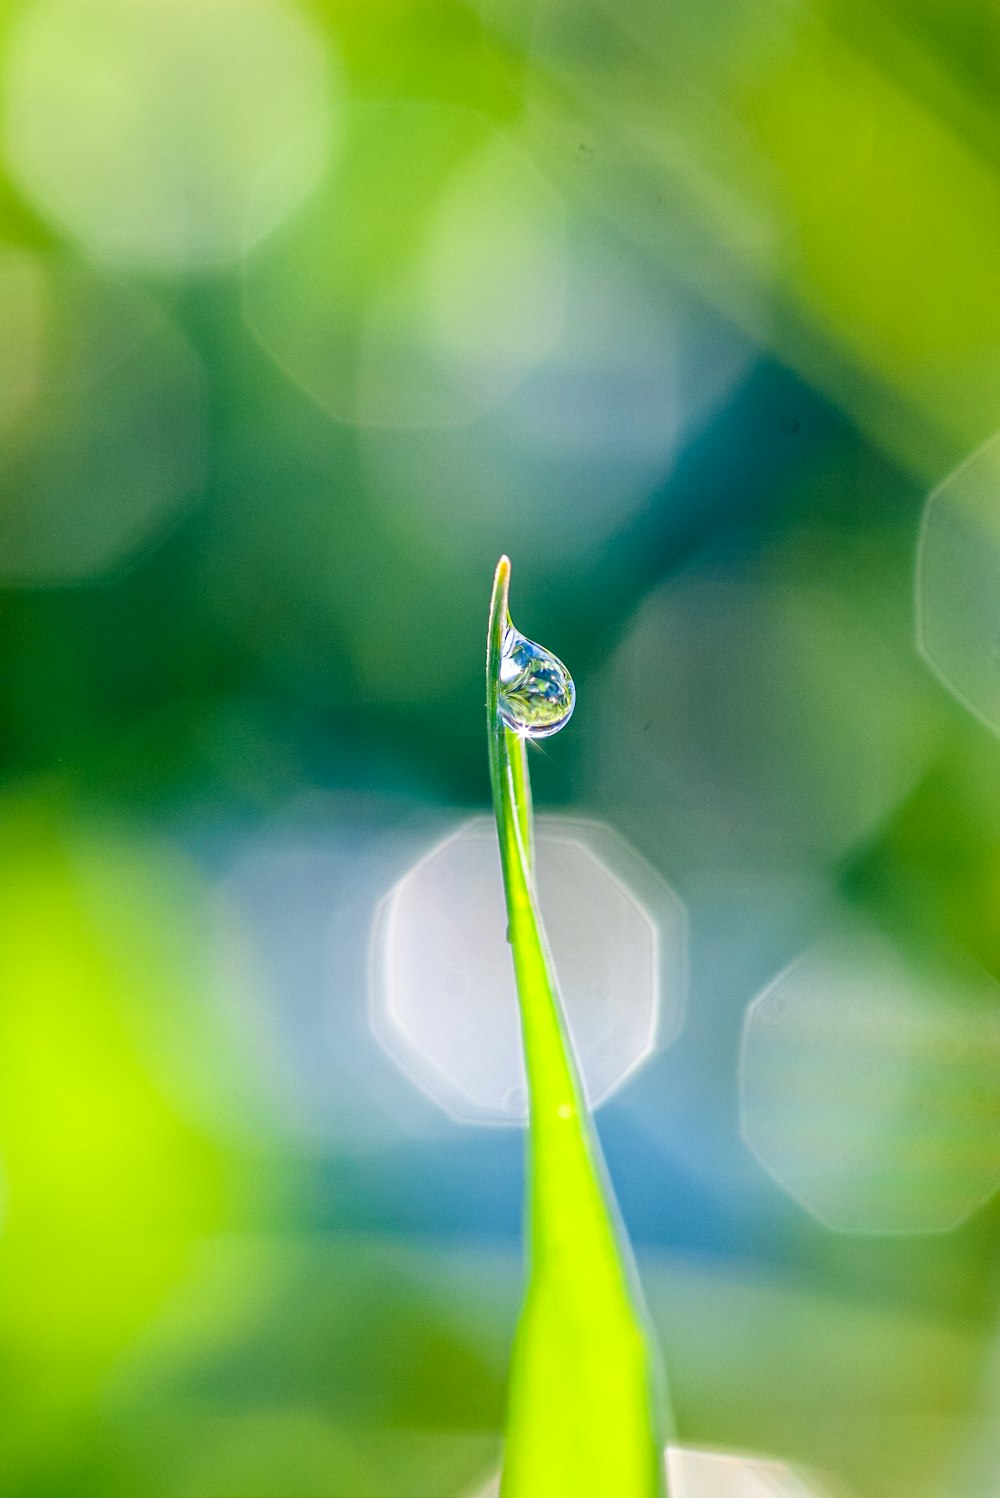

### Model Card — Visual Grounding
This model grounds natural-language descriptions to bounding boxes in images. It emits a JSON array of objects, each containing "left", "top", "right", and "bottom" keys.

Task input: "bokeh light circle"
[
  {"left": 244, "top": 101, "right": 566, "bottom": 427},
  {"left": 370, "top": 815, "right": 686, "bottom": 1125},
  {"left": 740, "top": 924, "right": 1000, "bottom": 1234},
  {"left": 2, "top": 0, "right": 335, "bottom": 268},
  {"left": 595, "top": 561, "right": 936, "bottom": 873}
]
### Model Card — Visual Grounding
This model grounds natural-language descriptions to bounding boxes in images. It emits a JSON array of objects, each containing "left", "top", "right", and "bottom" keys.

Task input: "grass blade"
[{"left": 487, "top": 555, "right": 669, "bottom": 1498}]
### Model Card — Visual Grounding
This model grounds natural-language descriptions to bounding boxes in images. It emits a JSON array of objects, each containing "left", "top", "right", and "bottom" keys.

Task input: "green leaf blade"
[{"left": 487, "top": 557, "right": 669, "bottom": 1498}]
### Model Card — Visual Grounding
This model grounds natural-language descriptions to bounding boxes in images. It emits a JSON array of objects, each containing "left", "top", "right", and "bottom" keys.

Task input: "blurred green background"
[{"left": 2, "top": 0, "right": 1000, "bottom": 1494}]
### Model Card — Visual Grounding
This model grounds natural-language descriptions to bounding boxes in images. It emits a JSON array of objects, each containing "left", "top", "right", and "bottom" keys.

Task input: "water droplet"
[{"left": 499, "top": 622, "right": 575, "bottom": 738}]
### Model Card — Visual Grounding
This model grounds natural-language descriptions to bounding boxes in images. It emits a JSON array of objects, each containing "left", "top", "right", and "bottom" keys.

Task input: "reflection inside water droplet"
[{"left": 499, "top": 622, "right": 575, "bottom": 737}]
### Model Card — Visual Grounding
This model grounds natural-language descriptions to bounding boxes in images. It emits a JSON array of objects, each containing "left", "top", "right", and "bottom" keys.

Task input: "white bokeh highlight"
[
  {"left": 666, "top": 1447, "right": 838, "bottom": 1498},
  {"left": 740, "top": 924, "right": 1000, "bottom": 1234},
  {"left": 370, "top": 815, "right": 686, "bottom": 1125},
  {"left": 917, "top": 433, "right": 1000, "bottom": 736},
  {"left": 2, "top": 0, "right": 334, "bottom": 268}
]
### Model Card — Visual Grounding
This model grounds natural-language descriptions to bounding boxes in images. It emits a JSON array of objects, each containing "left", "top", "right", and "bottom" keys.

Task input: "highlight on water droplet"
[{"left": 499, "top": 621, "right": 575, "bottom": 737}]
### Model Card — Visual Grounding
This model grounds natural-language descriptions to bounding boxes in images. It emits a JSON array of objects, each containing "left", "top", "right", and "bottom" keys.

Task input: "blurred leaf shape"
[
  {"left": 486, "top": 558, "right": 667, "bottom": 1496},
  {"left": 0, "top": 789, "right": 231, "bottom": 1490}
]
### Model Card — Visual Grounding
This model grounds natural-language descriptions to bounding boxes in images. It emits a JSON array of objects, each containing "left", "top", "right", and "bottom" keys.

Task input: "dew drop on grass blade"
[{"left": 486, "top": 555, "right": 670, "bottom": 1498}]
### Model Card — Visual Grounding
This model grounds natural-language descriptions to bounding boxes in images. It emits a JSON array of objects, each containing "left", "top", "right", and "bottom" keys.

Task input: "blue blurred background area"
[{"left": 2, "top": 1, "right": 1000, "bottom": 1495}]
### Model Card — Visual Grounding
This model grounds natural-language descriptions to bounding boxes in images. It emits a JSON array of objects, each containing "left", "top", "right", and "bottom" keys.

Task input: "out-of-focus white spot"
[
  {"left": 595, "top": 564, "right": 935, "bottom": 873},
  {"left": 666, "top": 1446, "right": 837, "bottom": 1497},
  {"left": 2, "top": 0, "right": 334, "bottom": 268},
  {"left": 370, "top": 815, "right": 686, "bottom": 1126},
  {"left": 0, "top": 252, "right": 203, "bottom": 583},
  {"left": 740, "top": 924, "right": 1000, "bottom": 1234},
  {"left": 244, "top": 102, "right": 565, "bottom": 427},
  {"left": 464, "top": 1474, "right": 497, "bottom": 1498},
  {"left": 464, "top": 1478, "right": 499, "bottom": 1498},
  {"left": 360, "top": 231, "right": 752, "bottom": 565},
  {"left": 916, "top": 432, "right": 1000, "bottom": 737}
]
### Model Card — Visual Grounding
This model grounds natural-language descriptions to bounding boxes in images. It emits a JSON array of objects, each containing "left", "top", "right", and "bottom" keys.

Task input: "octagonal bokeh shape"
[
  {"left": 916, "top": 432, "right": 1000, "bottom": 737},
  {"left": 370, "top": 815, "right": 686, "bottom": 1125},
  {"left": 740, "top": 924, "right": 1000, "bottom": 1234},
  {"left": 243, "top": 101, "right": 566, "bottom": 428}
]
